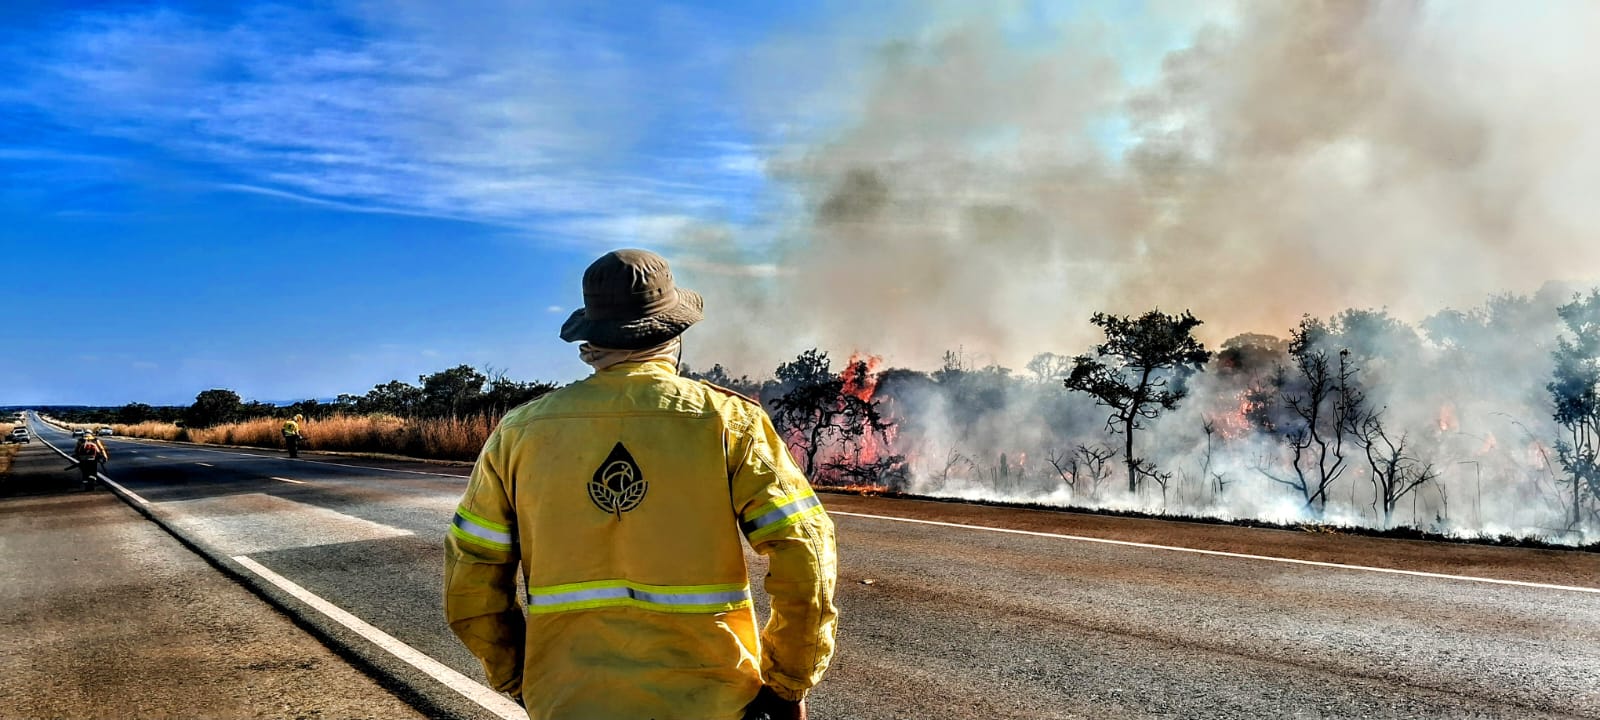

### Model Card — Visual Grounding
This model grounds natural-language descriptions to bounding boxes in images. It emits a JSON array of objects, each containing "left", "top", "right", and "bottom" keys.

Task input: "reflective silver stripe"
[
  {"left": 743, "top": 494, "right": 821, "bottom": 536},
  {"left": 527, "top": 584, "right": 750, "bottom": 610},
  {"left": 452, "top": 512, "right": 514, "bottom": 547}
]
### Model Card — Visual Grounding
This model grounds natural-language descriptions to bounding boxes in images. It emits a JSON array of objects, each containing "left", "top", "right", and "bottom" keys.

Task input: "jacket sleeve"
[
  {"left": 444, "top": 431, "right": 526, "bottom": 698},
  {"left": 729, "top": 403, "right": 839, "bottom": 702}
]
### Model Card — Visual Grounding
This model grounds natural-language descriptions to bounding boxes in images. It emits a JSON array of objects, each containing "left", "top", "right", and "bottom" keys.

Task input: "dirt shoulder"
[{"left": 0, "top": 443, "right": 432, "bottom": 719}]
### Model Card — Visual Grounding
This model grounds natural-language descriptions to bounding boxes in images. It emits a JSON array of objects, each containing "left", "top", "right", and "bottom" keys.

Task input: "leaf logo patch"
[{"left": 589, "top": 442, "right": 647, "bottom": 519}]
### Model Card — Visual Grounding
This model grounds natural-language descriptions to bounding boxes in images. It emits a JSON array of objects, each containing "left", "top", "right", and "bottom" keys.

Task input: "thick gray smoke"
[{"left": 679, "top": 1, "right": 1600, "bottom": 543}]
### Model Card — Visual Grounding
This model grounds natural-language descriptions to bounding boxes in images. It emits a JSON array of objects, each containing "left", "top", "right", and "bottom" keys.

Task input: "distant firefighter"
[
  {"left": 444, "top": 249, "right": 839, "bottom": 720},
  {"left": 68, "top": 433, "right": 107, "bottom": 490},
  {"left": 282, "top": 414, "right": 304, "bottom": 458}
]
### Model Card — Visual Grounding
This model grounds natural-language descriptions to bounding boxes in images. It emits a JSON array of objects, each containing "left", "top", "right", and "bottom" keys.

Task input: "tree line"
[
  {"left": 719, "top": 289, "right": 1600, "bottom": 536},
  {"left": 51, "top": 364, "right": 558, "bottom": 430},
  {"left": 36, "top": 287, "right": 1600, "bottom": 536}
]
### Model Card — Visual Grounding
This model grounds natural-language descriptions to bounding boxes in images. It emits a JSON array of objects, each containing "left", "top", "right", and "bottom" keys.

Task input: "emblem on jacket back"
[{"left": 590, "top": 442, "right": 648, "bottom": 519}]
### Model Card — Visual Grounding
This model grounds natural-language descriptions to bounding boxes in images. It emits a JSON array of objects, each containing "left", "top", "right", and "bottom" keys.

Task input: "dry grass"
[
  {"left": 296, "top": 414, "right": 414, "bottom": 454},
  {"left": 112, "top": 421, "right": 183, "bottom": 441},
  {"left": 1, "top": 422, "right": 19, "bottom": 476},
  {"left": 185, "top": 417, "right": 282, "bottom": 447},
  {"left": 417, "top": 415, "right": 497, "bottom": 461},
  {"left": 116, "top": 413, "right": 496, "bottom": 461}
]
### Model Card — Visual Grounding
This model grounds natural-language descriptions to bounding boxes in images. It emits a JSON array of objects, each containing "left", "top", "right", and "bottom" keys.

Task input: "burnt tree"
[
  {"left": 1549, "top": 290, "right": 1600, "bottom": 529},
  {"left": 1048, "top": 444, "right": 1115, "bottom": 501},
  {"left": 770, "top": 349, "right": 893, "bottom": 483},
  {"left": 1358, "top": 411, "right": 1438, "bottom": 527},
  {"left": 1200, "top": 419, "right": 1229, "bottom": 497},
  {"left": 1065, "top": 310, "right": 1212, "bottom": 495},
  {"left": 1256, "top": 318, "right": 1366, "bottom": 516}
]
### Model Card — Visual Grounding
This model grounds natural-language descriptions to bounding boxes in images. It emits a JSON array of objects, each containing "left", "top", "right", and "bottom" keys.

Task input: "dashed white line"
[
  {"left": 231, "top": 556, "right": 523, "bottom": 720},
  {"left": 110, "top": 436, "right": 469, "bottom": 478},
  {"left": 196, "top": 462, "right": 214, "bottom": 468},
  {"left": 831, "top": 510, "right": 1600, "bottom": 595},
  {"left": 271, "top": 476, "right": 307, "bottom": 485},
  {"left": 292, "top": 457, "right": 470, "bottom": 479}
]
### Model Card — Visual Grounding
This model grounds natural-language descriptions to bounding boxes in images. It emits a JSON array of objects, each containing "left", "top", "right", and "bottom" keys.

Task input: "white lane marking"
[
  {"left": 292, "top": 457, "right": 469, "bottom": 479},
  {"left": 272, "top": 476, "right": 307, "bottom": 484},
  {"left": 166, "top": 494, "right": 411, "bottom": 555},
  {"left": 831, "top": 511, "right": 1600, "bottom": 595},
  {"left": 196, "top": 462, "right": 215, "bottom": 467},
  {"left": 33, "top": 433, "right": 153, "bottom": 506},
  {"left": 111, "top": 436, "right": 469, "bottom": 478},
  {"left": 231, "top": 556, "right": 524, "bottom": 720}
]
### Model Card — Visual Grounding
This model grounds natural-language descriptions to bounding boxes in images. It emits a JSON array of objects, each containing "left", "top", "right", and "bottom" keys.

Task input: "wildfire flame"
[
  {"left": 1437, "top": 402, "right": 1459, "bottom": 433},
  {"left": 841, "top": 353, "right": 884, "bottom": 403},
  {"left": 1209, "top": 393, "right": 1256, "bottom": 440},
  {"left": 1478, "top": 432, "right": 1498, "bottom": 455}
]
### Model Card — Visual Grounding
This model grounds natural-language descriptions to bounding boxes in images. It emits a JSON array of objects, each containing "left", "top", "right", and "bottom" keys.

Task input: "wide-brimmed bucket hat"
[{"left": 560, "top": 249, "right": 704, "bottom": 350}]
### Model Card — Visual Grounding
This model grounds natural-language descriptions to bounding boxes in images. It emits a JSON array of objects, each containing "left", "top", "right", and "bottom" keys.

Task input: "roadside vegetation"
[
  {"left": 25, "top": 288, "right": 1600, "bottom": 545},
  {"left": 1, "top": 421, "right": 20, "bottom": 476},
  {"left": 106, "top": 414, "right": 496, "bottom": 461},
  {"left": 41, "top": 365, "right": 552, "bottom": 462}
]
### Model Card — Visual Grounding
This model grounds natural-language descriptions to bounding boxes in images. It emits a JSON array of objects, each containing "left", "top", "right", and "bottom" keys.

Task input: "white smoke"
[
  {"left": 686, "top": 0, "right": 1600, "bottom": 371},
  {"left": 677, "top": 1, "right": 1600, "bottom": 544}
]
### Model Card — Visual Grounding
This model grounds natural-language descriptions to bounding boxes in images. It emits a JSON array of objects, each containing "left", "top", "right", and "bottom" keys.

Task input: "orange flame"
[
  {"left": 1478, "top": 432, "right": 1498, "bottom": 455},
  {"left": 1437, "top": 403, "right": 1459, "bottom": 433},
  {"left": 1209, "top": 393, "right": 1256, "bottom": 441},
  {"left": 841, "top": 352, "right": 884, "bottom": 403}
]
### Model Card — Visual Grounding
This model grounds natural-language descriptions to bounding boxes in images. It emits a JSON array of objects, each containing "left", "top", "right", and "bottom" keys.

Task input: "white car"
[
  {"left": 96, "top": 427, "right": 114, "bottom": 437},
  {"left": 5, "top": 428, "right": 28, "bottom": 444},
  {"left": 72, "top": 429, "right": 88, "bottom": 438}
]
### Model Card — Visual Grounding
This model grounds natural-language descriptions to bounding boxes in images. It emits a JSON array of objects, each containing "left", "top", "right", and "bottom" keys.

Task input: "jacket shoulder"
[
  {"left": 696, "top": 380, "right": 762, "bottom": 409},
  {"left": 498, "top": 383, "right": 576, "bottom": 426}
]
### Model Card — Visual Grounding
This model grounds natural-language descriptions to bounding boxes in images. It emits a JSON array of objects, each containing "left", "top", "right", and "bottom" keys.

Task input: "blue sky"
[{"left": 1, "top": 0, "right": 1190, "bottom": 406}]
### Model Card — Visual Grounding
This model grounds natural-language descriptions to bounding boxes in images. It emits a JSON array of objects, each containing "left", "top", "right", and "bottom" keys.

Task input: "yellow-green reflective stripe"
[
  {"left": 742, "top": 491, "right": 813, "bottom": 526},
  {"left": 450, "top": 525, "right": 513, "bottom": 552},
  {"left": 455, "top": 506, "right": 511, "bottom": 533},
  {"left": 743, "top": 494, "right": 823, "bottom": 541},
  {"left": 451, "top": 512, "right": 514, "bottom": 550},
  {"left": 525, "top": 581, "right": 750, "bottom": 615}
]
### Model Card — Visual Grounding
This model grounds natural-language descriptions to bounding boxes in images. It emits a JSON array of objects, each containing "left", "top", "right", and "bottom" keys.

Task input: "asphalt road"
[
  {"left": 0, "top": 441, "right": 432, "bottom": 720},
  {"left": 21, "top": 413, "right": 1600, "bottom": 719}
]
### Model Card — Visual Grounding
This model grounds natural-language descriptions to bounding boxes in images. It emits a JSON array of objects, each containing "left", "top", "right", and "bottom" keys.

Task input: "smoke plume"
[
  {"left": 689, "top": 0, "right": 1600, "bottom": 370},
  {"left": 677, "top": 1, "right": 1600, "bottom": 543}
]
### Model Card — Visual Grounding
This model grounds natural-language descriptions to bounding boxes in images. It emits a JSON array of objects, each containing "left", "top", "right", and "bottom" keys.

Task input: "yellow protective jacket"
[
  {"left": 281, "top": 420, "right": 300, "bottom": 436},
  {"left": 444, "top": 360, "right": 839, "bottom": 720},
  {"left": 75, "top": 437, "right": 106, "bottom": 461}
]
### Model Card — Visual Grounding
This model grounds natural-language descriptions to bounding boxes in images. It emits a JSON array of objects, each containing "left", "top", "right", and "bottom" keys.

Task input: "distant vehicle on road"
[
  {"left": 6, "top": 427, "right": 28, "bottom": 443},
  {"left": 96, "top": 427, "right": 114, "bottom": 437},
  {"left": 72, "top": 429, "right": 88, "bottom": 438}
]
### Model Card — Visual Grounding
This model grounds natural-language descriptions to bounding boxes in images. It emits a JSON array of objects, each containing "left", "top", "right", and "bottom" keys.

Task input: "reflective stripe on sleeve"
[
  {"left": 741, "top": 492, "right": 824, "bottom": 542},
  {"left": 450, "top": 508, "right": 515, "bottom": 552},
  {"left": 526, "top": 580, "right": 751, "bottom": 615}
]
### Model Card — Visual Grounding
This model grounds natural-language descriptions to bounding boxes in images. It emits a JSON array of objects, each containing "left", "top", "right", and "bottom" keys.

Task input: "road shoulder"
[
  {"left": 822, "top": 492, "right": 1600, "bottom": 589},
  {"left": 0, "top": 442, "right": 433, "bottom": 719}
]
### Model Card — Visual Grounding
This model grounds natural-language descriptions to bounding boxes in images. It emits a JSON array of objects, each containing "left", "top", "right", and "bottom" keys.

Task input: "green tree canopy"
[
  {"left": 185, "top": 389, "right": 243, "bottom": 429},
  {"left": 1065, "top": 309, "right": 1211, "bottom": 495}
]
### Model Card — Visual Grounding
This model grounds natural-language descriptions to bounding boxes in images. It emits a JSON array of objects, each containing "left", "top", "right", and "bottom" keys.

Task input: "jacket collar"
[{"left": 592, "top": 359, "right": 679, "bottom": 378}]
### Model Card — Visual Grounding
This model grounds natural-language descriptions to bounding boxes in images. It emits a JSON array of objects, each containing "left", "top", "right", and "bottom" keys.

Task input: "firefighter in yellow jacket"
[
  {"left": 282, "top": 414, "right": 304, "bottom": 458},
  {"left": 445, "top": 249, "right": 838, "bottom": 720}
]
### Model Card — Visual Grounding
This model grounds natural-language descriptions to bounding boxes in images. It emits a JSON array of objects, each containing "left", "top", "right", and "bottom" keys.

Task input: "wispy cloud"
[
  {"left": 7, "top": 2, "right": 764, "bottom": 244},
  {"left": 674, "top": 258, "right": 784, "bottom": 278}
]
